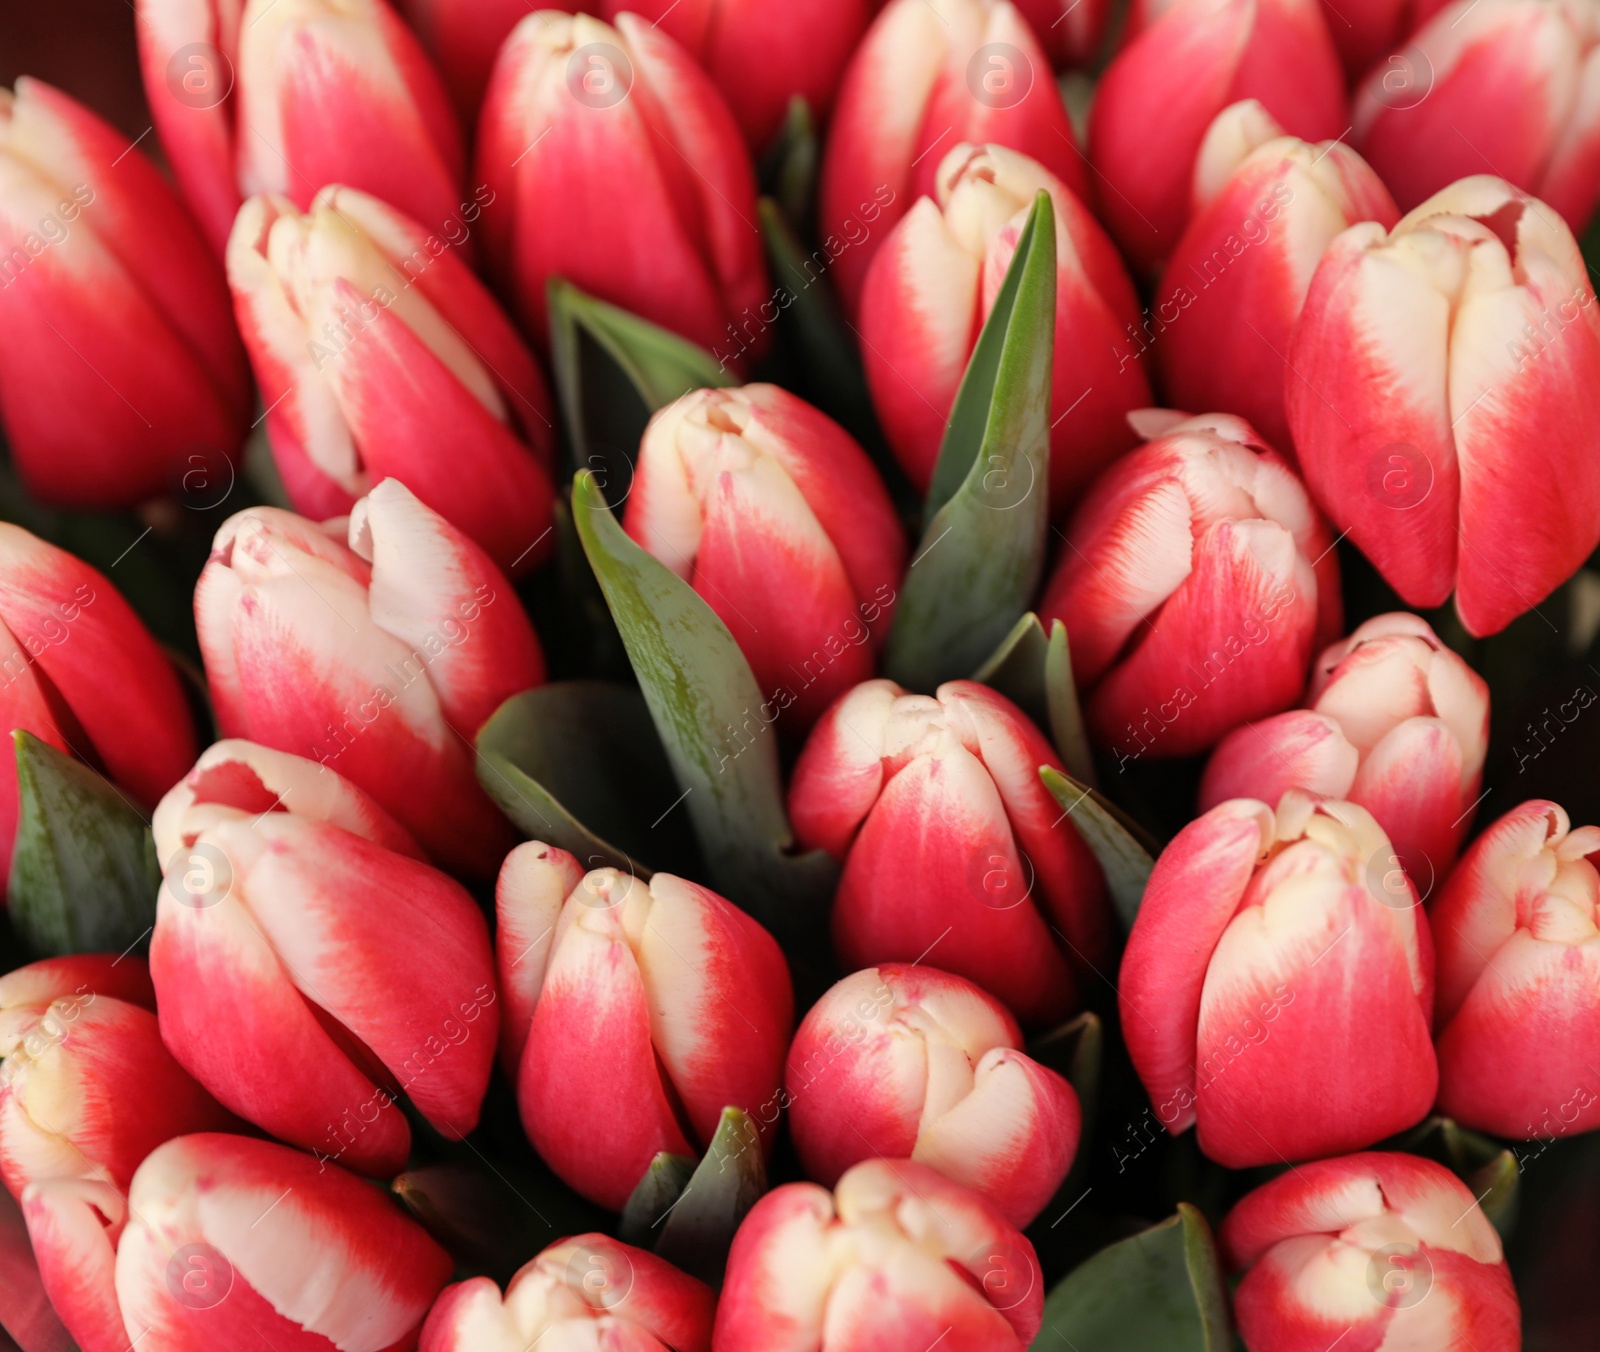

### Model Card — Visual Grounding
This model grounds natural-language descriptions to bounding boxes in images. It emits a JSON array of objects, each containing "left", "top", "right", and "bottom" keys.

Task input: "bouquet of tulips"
[{"left": 3, "top": 0, "right": 1600, "bottom": 1347}]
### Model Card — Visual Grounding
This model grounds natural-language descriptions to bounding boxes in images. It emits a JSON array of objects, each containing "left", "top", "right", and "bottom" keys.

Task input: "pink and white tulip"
[
  {"left": 785, "top": 965, "right": 1081, "bottom": 1227},
  {"left": 715, "top": 1157, "right": 1044, "bottom": 1351},
  {"left": 227, "top": 185, "right": 556, "bottom": 576},
  {"left": 1153, "top": 101, "right": 1399, "bottom": 452},
  {"left": 150, "top": 741, "right": 498, "bottom": 1177},
  {"left": 1038, "top": 411, "right": 1341, "bottom": 761},
  {"left": 1433, "top": 799, "right": 1600, "bottom": 1138},
  {"left": 1220, "top": 1152, "right": 1521, "bottom": 1352},
  {"left": 421, "top": 1233, "right": 714, "bottom": 1352},
  {"left": 1120, "top": 791, "right": 1437, "bottom": 1167},
  {"left": 623, "top": 384, "right": 905, "bottom": 727},
  {"left": 1287, "top": 176, "right": 1600, "bottom": 637},
  {"left": 1201, "top": 612, "right": 1489, "bottom": 885},
  {"left": 788, "top": 680, "right": 1109, "bottom": 1027},
  {"left": 0, "top": 78, "right": 249, "bottom": 509},
  {"left": 860, "top": 142, "right": 1150, "bottom": 511},
  {"left": 23, "top": 1132, "right": 452, "bottom": 1352},
  {"left": 195, "top": 478, "right": 545, "bottom": 876},
  {"left": 818, "top": 0, "right": 1090, "bottom": 316},
  {"left": 496, "top": 843, "right": 793, "bottom": 1211}
]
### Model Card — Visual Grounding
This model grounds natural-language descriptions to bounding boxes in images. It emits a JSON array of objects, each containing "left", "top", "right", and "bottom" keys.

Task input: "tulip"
[
  {"left": 1152, "top": 100, "right": 1399, "bottom": 453},
  {"left": 136, "top": 0, "right": 465, "bottom": 257},
  {"left": 715, "top": 1157, "right": 1044, "bottom": 1350},
  {"left": 0, "top": 78, "right": 249, "bottom": 509},
  {"left": 860, "top": 142, "right": 1150, "bottom": 510},
  {"left": 23, "top": 1132, "right": 452, "bottom": 1352},
  {"left": 1317, "top": 0, "right": 1450, "bottom": 75},
  {"left": 788, "top": 679, "right": 1109, "bottom": 1027},
  {"left": 0, "top": 524, "right": 198, "bottom": 890},
  {"left": 496, "top": 843, "right": 793, "bottom": 1211},
  {"left": 227, "top": 185, "right": 556, "bottom": 575},
  {"left": 149, "top": 740, "right": 499, "bottom": 1178},
  {"left": 1120, "top": 791, "right": 1436, "bottom": 1167},
  {"left": 477, "top": 11, "right": 769, "bottom": 363},
  {"left": 785, "top": 965, "right": 1080, "bottom": 1226},
  {"left": 593, "top": 0, "right": 872, "bottom": 151},
  {"left": 1014, "top": 0, "right": 1117, "bottom": 67},
  {"left": 1355, "top": 0, "right": 1600, "bottom": 232},
  {"left": 421, "top": 1233, "right": 714, "bottom": 1352},
  {"left": 1087, "top": 0, "right": 1347, "bottom": 275},
  {"left": 1220, "top": 1152, "right": 1521, "bottom": 1352},
  {"left": 1433, "top": 799, "right": 1600, "bottom": 1139},
  {"left": 396, "top": 0, "right": 543, "bottom": 120},
  {"left": 195, "top": 477, "right": 545, "bottom": 876},
  {"left": 1287, "top": 176, "right": 1600, "bottom": 637},
  {"left": 622, "top": 384, "right": 906, "bottom": 728},
  {"left": 818, "top": 0, "right": 1090, "bottom": 315},
  {"left": 1038, "top": 411, "right": 1341, "bottom": 761}
]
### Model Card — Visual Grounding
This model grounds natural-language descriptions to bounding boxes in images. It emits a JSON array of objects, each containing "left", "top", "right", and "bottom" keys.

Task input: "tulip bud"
[
  {"left": 24, "top": 1133, "right": 453, "bottom": 1352},
  {"left": 477, "top": 11, "right": 769, "bottom": 363},
  {"left": 860, "top": 142, "right": 1150, "bottom": 509},
  {"left": 195, "top": 478, "right": 545, "bottom": 876},
  {"left": 786, "top": 965, "right": 1081, "bottom": 1226},
  {"left": 1202, "top": 613, "right": 1488, "bottom": 887},
  {"left": 0, "top": 78, "right": 249, "bottom": 509},
  {"left": 818, "top": 0, "right": 1090, "bottom": 315},
  {"left": 150, "top": 741, "right": 499, "bottom": 1178},
  {"left": 1355, "top": 0, "right": 1600, "bottom": 232},
  {"left": 622, "top": 384, "right": 906, "bottom": 728},
  {"left": 1088, "top": 0, "right": 1347, "bottom": 275},
  {"left": 136, "top": 0, "right": 465, "bottom": 256},
  {"left": 1433, "top": 799, "right": 1600, "bottom": 1139},
  {"left": 1120, "top": 791, "right": 1437, "bottom": 1166},
  {"left": 1220, "top": 1152, "right": 1521, "bottom": 1352},
  {"left": 1039, "top": 411, "right": 1340, "bottom": 761},
  {"left": 788, "top": 680, "right": 1109, "bottom": 1027},
  {"left": 227, "top": 185, "right": 556, "bottom": 576},
  {"left": 1287, "top": 176, "right": 1600, "bottom": 637},
  {"left": 1153, "top": 101, "right": 1399, "bottom": 452},
  {"left": 421, "top": 1233, "right": 714, "bottom": 1352},
  {"left": 396, "top": 0, "right": 541, "bottom": 120},
  {"left": 496, "top": 843, "right": 793, "bottom": 1211},
  {"left": 715, "top": 1158, "right": 1044, "bottom": 1350}
]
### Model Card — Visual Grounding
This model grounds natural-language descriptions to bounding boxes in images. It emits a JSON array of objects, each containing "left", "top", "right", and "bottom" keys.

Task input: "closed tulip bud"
[
  {"left": 195, "top": 478, "right": 545, "bottom": 876},
  {"left": 623, "top": 384, "right": 906, "bottom": 728},
  {"left": 23, "top": 1133, "right": 453, "bottom": 1352},
  {"left": 150, "top": 741, "right": 499, "bottom": 1178},
  {"left": 1039, "top": 412, "right": 1341, "bottom": 762},
  {"left": 0, "top": 78, "right": 249, "bottom": 509},
  {"left": 227, "top": 185, "right": 556, "bottom": 576},
  {"left": 715, "top": 1158, "right": 1044, "bottom": 1350},
  {"left": 786, "top": 965, "right": 1081, "bottom": 1227},
  {"left": 1287, "top": 176, "right": 1600, "bottom": 637},
  {"left": 496, "top": 843, "right": 793, "bottom": 1211},
  {"left": 788, "top": 680, "right": 1109, "bottom": 1027},
  {"left": 477, "top": 12, "right": 769, "bottom": 364},
  {"left": 1202, "top": 613, "right": 1489, "bottom": 886},
  {"left": 818, "top": 0, "right": 1090, "bottom": 315},
  {"left": 421, "top": 1234, "right": 714, "bottom": 1352},
  {"left": 1433, "top": 800, "right": 1600, "bottom": 1138},
  {"left": 396, "top": 0, "right": 542, "bottom": 119},
  {"left": 136, "top": 0, "right": 465, "bottom": 257},
  {"left": 1121, "top": 791, "right": 1437, "bottom": 1167},
  {"left": 861, "top": 142, "right": 1150, "bottom": 509},
  {"left": 1355, "top": 0, "right": 1600, "bottom": 231},
  {"left": 1220, "top": 1152, "right": 1520, "bottom": 1352},
  {"left": 1088, "top": 0, "right": 1347, "bottom": 275},
  {"left": 1154, "top": 101, "right": 1400, "bottom": 452}
]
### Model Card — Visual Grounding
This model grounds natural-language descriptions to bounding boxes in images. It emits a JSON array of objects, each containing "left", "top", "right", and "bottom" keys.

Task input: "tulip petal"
[{"left": 1199, "top": 711, "right": 1360, "bottom": 812}]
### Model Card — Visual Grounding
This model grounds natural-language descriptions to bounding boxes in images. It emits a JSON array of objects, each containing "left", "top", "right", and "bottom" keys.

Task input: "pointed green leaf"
[
  {"left": 886, "top": 192, "right": 1056, "bottom": 691},
  {"left": 1465, "top": 1149, "right": 1519, "bottom": 1237},
  {"left": 1027, "top": 1010, "right": 1103, "bottom": 1224},
  {"left": 656, "top": 1107, "right": 766, "bottom": 1287},
  {"left": 757, "top": 97, "right": 818, "bottom": 228},
  {"left": 8, "top": 731, "right": 159, "bottom": 957},
  {"left": 973, "top": 614, "right": 1097, "bottom": 786},
  {"left": 1044, "top": 620, "right": 1096, "bottom": 789},
  {"left": 1040, "top": 766, "right": 1159, "bottom": 931},
  {"left": 619, "top": 1152, "right": 697, "bottom": 1248}
]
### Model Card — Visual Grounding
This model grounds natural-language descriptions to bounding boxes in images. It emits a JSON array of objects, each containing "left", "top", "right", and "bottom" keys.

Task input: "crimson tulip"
[
  {"left": 396, "top": 0, "right": 541, "bottom": 119},
  {"left": 1015, "top": 0, "right": 1118, "bottom": 66},
  {"left": 1316, "top": 0, "right": 1449, "bottom": 75}
]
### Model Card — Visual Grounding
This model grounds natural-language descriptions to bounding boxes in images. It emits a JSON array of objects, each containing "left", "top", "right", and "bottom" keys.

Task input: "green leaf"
[
  {"left": 973, "top": 614, "right": 1097, "bottom": 786},
  {"left": 1040, "top": 766, "right": 1159, "bottom": 932},
  {"left": 619, "top": 1151, "right": 697, "bottom": 1248},
  {"left": 7, "top": 731, "right": 160, "bottom": 957},
  {"left": 1466, "top": 1149, "right": 1520, "bottom": 1238},
  {"left": 885, "top": 192, "right": 1056, "bottom": 691},
  {"left": 1026, "top": 1011, "right": 1103, "bottom": 1224},
  {"left": 757, "top": 97, "right": 817, "bottom": 228},
  {"left": 656, "top": 1107, "right": 766, "bottom": 1288},
  {"left": 1032, "top": 1204, "right": 1232, "bottom": 1352}
]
